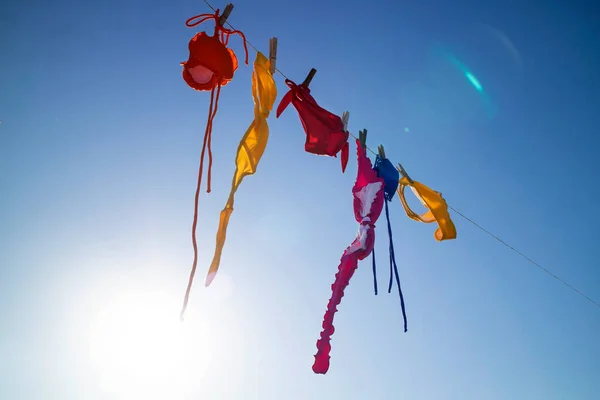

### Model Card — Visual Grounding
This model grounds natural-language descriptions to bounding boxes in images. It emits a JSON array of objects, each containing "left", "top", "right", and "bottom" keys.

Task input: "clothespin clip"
[
  {"left": 269, "top": 37, "right": 278, "bottom": 75},
  {"left": 358, "top": 129, "right": 368, "bottom": 149},
  {"left": 341, "top": 111, "right": 350, "bottom": 132},
  {"left": 377, "top": 144, "right": 386, "bottom": 159},
  {"left": 302, "top": 68, "right": 317, "bottom": 87},
  {"left": 397, "top": 163, "right": 413, "bottom": 183},
  {"left": 218, "top": 3, "right": 234, "bottom": 26}
]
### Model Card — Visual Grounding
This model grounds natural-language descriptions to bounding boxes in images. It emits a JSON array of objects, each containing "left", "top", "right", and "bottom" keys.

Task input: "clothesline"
[{"left": 198, "top": 0, "right": 600, "bottom": 310}]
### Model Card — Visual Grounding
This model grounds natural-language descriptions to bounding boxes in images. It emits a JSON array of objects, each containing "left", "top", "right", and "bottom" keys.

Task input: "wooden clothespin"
[
  {"left": 397, "top": 163, "right": 413, "bottom": 183},
  {"left": 341, "top": 111, "right": 350, "bottom": 132},
  {"left": 358, "top": 129, "right": 368, "bottom": 149},
  {"left": 218, "top": 3, "right": 234, "bottom": 26},
  {"left": 377, "top": 144, "right": 386, "bottom": 159},
  {"left": 302, "top": 68, "right": 317, "bottom": 87},
  {"left": 269, "top": 37, "right": 278, "bottom": 75}
]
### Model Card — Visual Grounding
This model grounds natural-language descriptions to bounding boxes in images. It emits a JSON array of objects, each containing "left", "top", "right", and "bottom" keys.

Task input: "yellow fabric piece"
[
  {"left": 205, "top": 52, "right": 277, "bottom": 286},
  {"left": 397, "top": 176, "right": 457, "bottom": 241}
]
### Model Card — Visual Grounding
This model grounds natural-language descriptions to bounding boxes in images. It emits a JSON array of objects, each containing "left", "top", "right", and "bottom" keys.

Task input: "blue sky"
[{"left": 1, "top": 0, "right": 600, "bottom": 398}]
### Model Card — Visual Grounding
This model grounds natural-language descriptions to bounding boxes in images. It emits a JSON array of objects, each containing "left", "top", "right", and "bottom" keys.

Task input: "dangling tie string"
[
  {"left": 384, "top": 199, "right": 408, "bottom": 332},
  {"left": 180, "top": 86, "right": 217, "bottom": 321},
  {"left": 205, "top": 83, "right": 222, "bottom": 194},
  {"left": 372, "top": 248, "right": 378, "bottom": 295},
  {"left": 221, "top": 30, "right": 229, "bottom": 45},
  {"left": 185, "top": 11, "right": 219, "bottom": 28},
  {"left": 219, "top": 26, "right": 249, "bottom": 65},
  {"left": 387, "top": 204, "right": 394, "bottom": 294}
]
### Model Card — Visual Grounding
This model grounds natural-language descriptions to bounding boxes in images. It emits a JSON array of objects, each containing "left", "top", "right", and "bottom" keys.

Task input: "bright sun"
[{"left": 88, "top": 289, "right": 213, "bottom": 399}]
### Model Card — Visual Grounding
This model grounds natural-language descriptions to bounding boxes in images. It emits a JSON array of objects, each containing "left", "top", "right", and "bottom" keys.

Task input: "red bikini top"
[{"left": 276, "top": 79, "right": 349, "bottom": 172}]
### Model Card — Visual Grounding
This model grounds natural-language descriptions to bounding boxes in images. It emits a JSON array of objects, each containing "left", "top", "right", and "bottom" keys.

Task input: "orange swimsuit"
[{"left": 397, "top": 176, "right": 457, "bottom": 241}]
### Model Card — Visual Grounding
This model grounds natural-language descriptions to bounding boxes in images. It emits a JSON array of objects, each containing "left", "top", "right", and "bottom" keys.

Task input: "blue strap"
[
  {"left": 372, "top": 248, "right": 378, "bottom": 295},
  {"left": 372, "top": 155, "right": 407, "bottom": 331},
  {"left": 384, "top": 199, "right": 408, "bottom": 332}
]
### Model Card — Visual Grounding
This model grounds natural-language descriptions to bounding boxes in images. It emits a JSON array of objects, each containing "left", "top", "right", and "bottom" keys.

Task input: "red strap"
[
  {"left": 185, "top": 13, "right": 215, "bottom": 27},
  {"left": 276, "top": 80, "right": 300, "bottom": 118},
  {"left": 180, "top": 82, "right": 222, "bottom": 321},
  {"left": 340, "top": 140, "right": 349, "bottom": 173},
  {"left": 276, "top": 90, "right": 293, "bottom": 118}
]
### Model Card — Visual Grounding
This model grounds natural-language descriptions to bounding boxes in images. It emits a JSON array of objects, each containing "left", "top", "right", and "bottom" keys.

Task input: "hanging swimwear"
[
  {"left": 313, "top": 139, "right": 384, "bottom": 375},
  {"left": 206, "top": 52, "right": 277, "bottom": 287},
  {"left": 275, "top": 76, "right": 349, "bottom": 172},
  {"left": 180, "top": 8, "right": 248, "bottom": 320},
  {"left": 373, "top": 155, "right": 407, "bottom": 333},
  {"left": 397, "top": 176, "right": 457, "bottom": 241}
]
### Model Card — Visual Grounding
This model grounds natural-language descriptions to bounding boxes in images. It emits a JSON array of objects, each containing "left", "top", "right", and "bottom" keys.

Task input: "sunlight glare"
[{"left": 88, "top": 289, "right": 213, "bottom": 399}]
